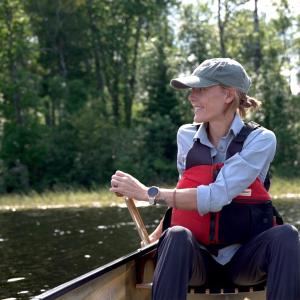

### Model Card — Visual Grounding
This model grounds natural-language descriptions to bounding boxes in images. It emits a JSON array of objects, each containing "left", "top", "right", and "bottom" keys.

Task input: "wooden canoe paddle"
[{"left": 124, "top": 197, "right": 151, "bottom": 246}]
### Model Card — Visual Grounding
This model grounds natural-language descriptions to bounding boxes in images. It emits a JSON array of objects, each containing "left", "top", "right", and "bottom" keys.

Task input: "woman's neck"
[{"left": 207, "top": 113, "right": 235, "bottom": 147}]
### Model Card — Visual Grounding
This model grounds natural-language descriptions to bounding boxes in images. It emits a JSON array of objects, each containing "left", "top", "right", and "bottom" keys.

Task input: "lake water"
[{"left": 1, "top": 200, "right": 300, "bottom": 299}]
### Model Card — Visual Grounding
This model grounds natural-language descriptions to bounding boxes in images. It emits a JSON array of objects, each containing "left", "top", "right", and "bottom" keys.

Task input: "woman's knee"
[
  {"left": 164, "top": 226, "right": 193, "bottom": 243},
  {"left": 273, "top": 224, "right": 299, "bottom": 240},
  {"left": 158, "top": 226, "right": 197, "bottom": 264},
  {"left": 268, "top": 224, "right": 299, "bottom": 248}
]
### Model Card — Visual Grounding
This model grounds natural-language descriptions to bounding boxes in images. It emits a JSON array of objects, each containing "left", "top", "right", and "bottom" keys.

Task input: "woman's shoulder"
[
  {"left": 177, "top": 123, "right": 199, "bottom": 144},
  {"left": 178, "top": 123, "right": 200, "bottom": 133},
  {"left": 245, "top": 123, "right": 277, "bottom": 147}
]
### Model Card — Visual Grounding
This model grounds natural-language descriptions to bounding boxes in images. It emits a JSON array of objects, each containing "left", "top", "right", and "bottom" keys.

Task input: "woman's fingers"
[
  {"left": 110, "top": 170, "right": 147, "bottom": 201},
  {"left": 111, "top": 173, "right": 129, "bottom": 183},
  {"left": 111, "top": 178, "right": 121, "bottom": 186},
  {"left": 115, "top": 192, "right": 123, "bottom": 197},
  {"left": 110, "top": 174, "right": 129, "bottom": 195},
  {"left": 115, "top": 170, "right": 128, "bottom": 177},
  {"left": 109, "top": 184, "right": 123, "bottom": 196}
]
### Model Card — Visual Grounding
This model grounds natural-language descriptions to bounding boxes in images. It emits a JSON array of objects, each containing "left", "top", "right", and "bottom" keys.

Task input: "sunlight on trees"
[{"left": 0, "top": 0, "right": 299, "bottom": 193}]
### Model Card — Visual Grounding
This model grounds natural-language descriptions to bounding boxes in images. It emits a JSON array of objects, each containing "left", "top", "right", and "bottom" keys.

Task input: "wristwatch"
[{"left": 147, "top": 186, "right": 160, "bottom": 205}]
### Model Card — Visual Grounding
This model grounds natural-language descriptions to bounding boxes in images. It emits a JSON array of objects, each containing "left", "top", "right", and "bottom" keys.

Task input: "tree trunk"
[
  {"left": 4, "top": 1, "right": 23, "bottom": 125},
  {"left": 107, "top": 72, "right": 120, "bottom": 126},
  {"left": 57, "top": 38, "right": 68, "bottom": 79},
  {"left": 10, "top": 60, "right": 23, "bottom": 125},
  {"left": 253, "top": 0, "right": 262, "bottom": 73},
  {"left": 218, "top": 0, "right": 227, "bottom": 57},
  {"left": 54, "top": 3, "right": 69, "bottom": 125},
  {"left": 123, "top": 17, "right": 142, "bottom": 127},
  {"left": 86, "top": 0, "right": 107, "bottom": 114}
]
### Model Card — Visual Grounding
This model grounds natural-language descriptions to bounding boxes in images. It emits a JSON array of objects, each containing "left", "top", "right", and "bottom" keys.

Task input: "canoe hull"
[
  {"left": 33, "top": 243, "right": 265, "bottom": 300},
  {"left": 54, "top": 262, "right": 151, "bottom": 300}
]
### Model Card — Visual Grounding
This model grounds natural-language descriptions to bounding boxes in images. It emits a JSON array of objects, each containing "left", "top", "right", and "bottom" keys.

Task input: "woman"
[{"left": 110, "top": 58, "right": 300, "bottom": 300}]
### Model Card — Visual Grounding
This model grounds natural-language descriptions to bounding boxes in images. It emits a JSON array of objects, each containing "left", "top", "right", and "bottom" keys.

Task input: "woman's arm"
[
  {"left": 149, "top": 219, "right": 163, "bottom": 242},
  {"left": 110, "top": 170, "right": 197, "bottom": 210},
  {"left": 110, "top": 127, "right": 276, "bottom": 214},
  {"left": 197, "top": 128, "right": 277, "bottom": 215}
]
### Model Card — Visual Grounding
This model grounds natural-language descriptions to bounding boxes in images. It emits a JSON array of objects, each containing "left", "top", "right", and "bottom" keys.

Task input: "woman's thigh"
[{"left": 226, "top": 225, "right": 299, "bottom": 285}]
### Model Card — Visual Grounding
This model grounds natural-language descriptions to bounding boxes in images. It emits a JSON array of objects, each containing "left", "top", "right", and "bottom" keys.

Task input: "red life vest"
[{"left": 167, "top": 123, "right": 281, "bottom": 246}]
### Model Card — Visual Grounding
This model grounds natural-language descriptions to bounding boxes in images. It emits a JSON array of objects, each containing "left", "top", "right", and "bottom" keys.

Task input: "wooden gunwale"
[{"left": 32, "top": 243, "right": 157, "bottom": 300}]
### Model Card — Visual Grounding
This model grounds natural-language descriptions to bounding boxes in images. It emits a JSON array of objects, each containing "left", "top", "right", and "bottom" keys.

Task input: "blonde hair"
[
  {"left": 235, "top": 90, "right": 261, "bottom": 118},
  {"left": 221, "top": 85, "right": 261, "bottom": 118}
]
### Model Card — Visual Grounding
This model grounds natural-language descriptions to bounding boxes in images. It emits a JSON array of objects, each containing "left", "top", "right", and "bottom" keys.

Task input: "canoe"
[{"left": 32, "top": 242, "right": 266, "bottom": 300}]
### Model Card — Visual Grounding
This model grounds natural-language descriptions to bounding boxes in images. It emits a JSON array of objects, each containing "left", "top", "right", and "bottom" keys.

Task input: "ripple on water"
[
  {"left": 7, "top": 277, "right": 25, "bottom": 283},
  {"left": 97, "top": 225, "right": 108, "bottom": 229},
  {"left": 17, "top": 291, "right": 29, "bottom": 295},
  {"left": 96, "top": 222, "right": 134, "bottom": 230}
]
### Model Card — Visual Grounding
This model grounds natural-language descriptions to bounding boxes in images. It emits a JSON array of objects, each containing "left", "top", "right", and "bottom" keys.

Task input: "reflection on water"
[
  {"left": 0, "top": 205, "right": 165, "bottom": 299},
  {"left": 0, "top": 200, "right": 299, "bottom": 299}
]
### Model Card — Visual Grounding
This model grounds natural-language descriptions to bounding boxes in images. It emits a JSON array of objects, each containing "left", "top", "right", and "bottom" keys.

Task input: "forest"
[{"left": 0, "top": 0, "right": 299, "bottom": 193}]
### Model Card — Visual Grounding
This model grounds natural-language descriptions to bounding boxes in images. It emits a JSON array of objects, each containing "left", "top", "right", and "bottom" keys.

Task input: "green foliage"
[
  {"left": 177, "top": 3, "right": 219, "bottom": 66},
  {"left": 0, "top": 121, "right": 45, "bottom": 192},
  {"left": 0, "top": 0, "right": 299, "bottom": 194},
  {"left": 139, "top": 114, "right": 178, "bottom": 183}
]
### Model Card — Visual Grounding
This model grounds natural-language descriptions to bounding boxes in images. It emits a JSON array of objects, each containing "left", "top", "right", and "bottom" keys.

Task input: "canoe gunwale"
[{"left": 32, "top": 242, "right": 158, "bottom": 300}]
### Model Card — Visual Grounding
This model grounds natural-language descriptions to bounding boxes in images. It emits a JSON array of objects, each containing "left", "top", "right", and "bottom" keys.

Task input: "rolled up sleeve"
[{"left": 197, "top": 129, "right": 277, "bottom": 215}]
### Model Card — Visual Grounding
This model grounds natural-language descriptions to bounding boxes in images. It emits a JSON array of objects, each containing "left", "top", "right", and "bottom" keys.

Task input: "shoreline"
[
  {"left": 272, "top": 193, "right": 300, "bottom": 200},
  {"left": 0, "top": 201, "right": 148, "bottom": 211},
  {"left": 0, "top": 193, "right": 299, "bottom": 211}
]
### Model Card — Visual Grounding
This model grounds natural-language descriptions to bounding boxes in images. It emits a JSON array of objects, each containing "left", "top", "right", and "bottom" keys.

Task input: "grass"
[
  {"left": 269, "top": 176, "right": 300, "bottom": 200},
  {"left": 0, "top": 176, "right": 299, "bottom": 211},
  {"left": 0, "top": 187, "right": 124, "bottom": 211}
]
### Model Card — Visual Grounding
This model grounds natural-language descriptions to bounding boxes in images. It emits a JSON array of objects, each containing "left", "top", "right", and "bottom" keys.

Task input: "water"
[
  {"left": 0, "top": 200, "right": 299, "bottom": 299},
  {"left": 0, "top": 206, "right": 165, "bottom": 299}
]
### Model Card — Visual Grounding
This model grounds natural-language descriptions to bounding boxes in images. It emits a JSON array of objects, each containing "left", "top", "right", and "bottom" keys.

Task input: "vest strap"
[{"left": 226, "top": 121, "right": 260, "bottom": 159}]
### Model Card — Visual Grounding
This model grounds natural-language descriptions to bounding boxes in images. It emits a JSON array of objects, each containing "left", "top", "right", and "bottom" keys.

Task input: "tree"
[{"left": 253, "top": 0, "right": 262, "bottom": 73}]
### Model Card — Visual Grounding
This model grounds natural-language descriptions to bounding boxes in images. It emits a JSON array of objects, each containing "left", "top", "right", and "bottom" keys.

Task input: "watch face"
[{"left": 148, "top": 186, "right": 159, "bottom": 198}]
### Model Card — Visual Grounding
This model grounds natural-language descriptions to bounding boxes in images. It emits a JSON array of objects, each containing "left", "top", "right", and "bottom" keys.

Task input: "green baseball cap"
[{"left": 170, "top": 58, "right": 251, "bottom": 93}]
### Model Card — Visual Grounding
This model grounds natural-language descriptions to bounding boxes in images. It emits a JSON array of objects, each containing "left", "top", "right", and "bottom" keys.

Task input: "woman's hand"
[
  {"left": 140, "top": 229, "right": 162, "bottom": 247},
  {"left": 110, "top": 170, "right": 148, "bottom": 201},
  {"left": 140, "top": 219, "right": 163, "bottom": 247},
  {"left": 140, "top": 232, "right": 160, "bottom": 247}
]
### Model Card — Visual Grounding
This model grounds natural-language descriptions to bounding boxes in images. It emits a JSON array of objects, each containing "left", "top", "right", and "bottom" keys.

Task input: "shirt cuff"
[{"left": 196, "top": 185, "right": 210, "bottom": 215}]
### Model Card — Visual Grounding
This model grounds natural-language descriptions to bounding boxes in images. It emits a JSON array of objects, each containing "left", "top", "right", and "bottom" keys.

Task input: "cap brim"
[{"left": 170, "top": 76, "right": 218, "bottom": 90}]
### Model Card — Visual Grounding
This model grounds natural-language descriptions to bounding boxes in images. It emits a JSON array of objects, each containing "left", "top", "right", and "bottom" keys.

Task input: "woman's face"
[{"left": 188, "top": 85, "right": 233, "bottom": 123}]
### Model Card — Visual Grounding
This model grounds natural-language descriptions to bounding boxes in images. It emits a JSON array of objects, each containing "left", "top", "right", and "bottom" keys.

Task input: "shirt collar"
[{"left": 193, "top": 113, "right": 245, "bottom": 143}]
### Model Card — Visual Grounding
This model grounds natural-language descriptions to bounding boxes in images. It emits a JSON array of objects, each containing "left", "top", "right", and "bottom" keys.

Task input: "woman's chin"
[{"left": 194, "top": 115, "right": 205, "bottom": 123}]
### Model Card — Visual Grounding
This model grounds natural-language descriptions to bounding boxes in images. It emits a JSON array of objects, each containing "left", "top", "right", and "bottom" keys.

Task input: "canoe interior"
[{"left": 33, "top": 243, "right": 265, "bottom": 300}]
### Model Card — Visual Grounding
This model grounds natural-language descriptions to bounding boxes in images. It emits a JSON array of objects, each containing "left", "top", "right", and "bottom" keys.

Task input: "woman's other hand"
[
  {"left": 140, "top": 230, "right": 161, "bottom": 247},
  {"left": 140, "top": 219, "right": 163, "bottom": 247}
]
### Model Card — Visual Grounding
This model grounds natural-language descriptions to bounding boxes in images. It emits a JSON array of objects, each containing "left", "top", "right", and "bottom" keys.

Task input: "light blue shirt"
[{"left": 176, "top": 114, "right": 277, "bottom": 264}]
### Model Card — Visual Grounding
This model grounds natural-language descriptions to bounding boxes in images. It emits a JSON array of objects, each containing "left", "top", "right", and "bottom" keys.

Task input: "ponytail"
[
  {"left": 236, "top": 90, "right": 261, "bottom": 118},
  {"left": 220, "top": 85, "right": 262, "bottom": 118}
]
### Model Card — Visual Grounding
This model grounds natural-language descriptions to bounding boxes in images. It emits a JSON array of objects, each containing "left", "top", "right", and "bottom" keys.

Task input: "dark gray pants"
[{"left": 152, "top": 224, "right": 300, "bottom": 300}]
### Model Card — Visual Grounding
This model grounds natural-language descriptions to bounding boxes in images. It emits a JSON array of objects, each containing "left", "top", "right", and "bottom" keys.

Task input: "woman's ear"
[{"left": 224, "top": 87, "right": 236, "bottom": 104}]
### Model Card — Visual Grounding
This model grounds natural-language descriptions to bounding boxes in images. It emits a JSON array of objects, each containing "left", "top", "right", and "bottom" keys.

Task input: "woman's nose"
[{"left": 188, "top": 89, "right": 196, "bottom": 102}]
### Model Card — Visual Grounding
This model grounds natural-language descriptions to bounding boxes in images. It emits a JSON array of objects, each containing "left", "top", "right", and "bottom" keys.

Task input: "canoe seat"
[
  {"left": 135, "top": 249, "right": 266, "bottom": 296},
  {"left": 136, "top": 282, "right": 266, "bottom": 295},
  {"left": 187, "top": 282, "right": 266, "bottom": 294}
]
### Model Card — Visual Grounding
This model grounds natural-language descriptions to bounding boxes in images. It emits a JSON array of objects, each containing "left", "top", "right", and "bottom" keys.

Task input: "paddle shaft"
[{"left": 125, "top": 197, "right": 151, "bottom": 245}]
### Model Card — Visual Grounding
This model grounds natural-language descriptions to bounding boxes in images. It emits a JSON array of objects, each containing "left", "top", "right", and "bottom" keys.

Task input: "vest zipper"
[
  {"left": 210, "top": 212, "right": 216, "bottom": 242},
  {"left": 210, "top": 155, "right": 217, "bottom": 243}
]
